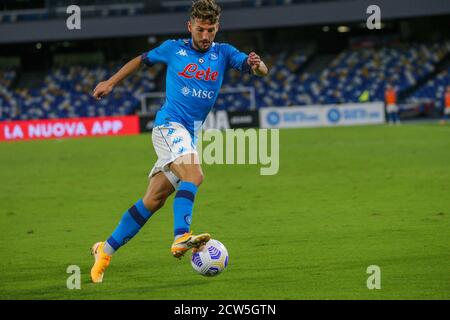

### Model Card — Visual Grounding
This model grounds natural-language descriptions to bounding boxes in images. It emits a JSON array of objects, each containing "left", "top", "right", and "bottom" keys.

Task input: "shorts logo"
[
  {"left": 172, "top": 137, "right": 183, "bottom": 145},
  {"left": 178, "top": 146, "right": 187, "bottom": 154},
  {"left": 184, "top": 215, "right": 192, "bottom": 225},
  {"left": 167, "top": 128, "right": 176, "bottom": 136}
]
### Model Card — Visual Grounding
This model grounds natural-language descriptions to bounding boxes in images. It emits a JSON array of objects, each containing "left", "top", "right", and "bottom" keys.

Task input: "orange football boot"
[
  {"left": 171, "top": 232, "right": 210, "bottom": 258},
  {"left": 90, "top": 242, "right": 112, "bottom": 283}
]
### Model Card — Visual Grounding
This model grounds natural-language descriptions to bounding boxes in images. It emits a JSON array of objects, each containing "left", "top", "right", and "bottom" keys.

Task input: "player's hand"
[
  {"left": 247, "top": 52, "right": 261, "bottom": 71},
  {"left": 92, "top": 80, "right": 114, "bottom": 100}
]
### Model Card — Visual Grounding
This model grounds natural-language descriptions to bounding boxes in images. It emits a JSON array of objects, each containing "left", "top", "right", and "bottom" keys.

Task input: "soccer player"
[
  {"left": 90, "top": 0, "right": 268, "bottom": 283},
  {"left": 384, "top": 84, "right": 400, "bottom": 125}
]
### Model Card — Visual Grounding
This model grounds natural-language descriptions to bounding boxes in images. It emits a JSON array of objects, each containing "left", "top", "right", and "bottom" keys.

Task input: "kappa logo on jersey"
[
  {"left": 178, "top": 63, "right": 219, "bottom": 81},
  {"left": 176, "top": 49, "right": 188, "bottom": 57}
]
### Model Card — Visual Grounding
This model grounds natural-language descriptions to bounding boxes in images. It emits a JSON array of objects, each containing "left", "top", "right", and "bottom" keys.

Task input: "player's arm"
[
  {"left": 247, "top": 52, "right": 268, "bottom": 77},
  {"left": 92, "top": 55, "right": 142, "bottom": 100}
]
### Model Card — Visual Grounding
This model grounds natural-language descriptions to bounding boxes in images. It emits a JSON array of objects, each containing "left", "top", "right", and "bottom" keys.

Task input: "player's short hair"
[{"left": 190, "top": 0, "right": 221, "bottom": 24}]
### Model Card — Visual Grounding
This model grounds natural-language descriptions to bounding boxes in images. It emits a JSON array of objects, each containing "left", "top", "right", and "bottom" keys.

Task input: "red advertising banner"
[{"left": 0, "top": 116, "right": 140, "bottom": 142}]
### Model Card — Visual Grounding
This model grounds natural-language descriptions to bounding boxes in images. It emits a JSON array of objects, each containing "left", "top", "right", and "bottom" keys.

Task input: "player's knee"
[
  {"left": 185, "top": 171, "right": 204, "bottom": 186},
  {"left": 195, "top": 171, "right": 204, "bottom": 186},
  {"left": 174, "top": 166, "right": 204, "bottom": 186},
  {"left": 143, "top": 193, "right": 168, "bottom": 212}
]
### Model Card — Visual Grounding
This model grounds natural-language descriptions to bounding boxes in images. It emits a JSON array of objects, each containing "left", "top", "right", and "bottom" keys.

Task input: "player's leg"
[
  {"left": 168, "top": 150, "right": 210, "bottom": 258},
  {"left": 142, "top": 171, "right": 176, "bottom": 214},
  {"left": 90, "top": 172, "right": 174, "bottom": 283},
  {"left": 102, "top": 172, "right": 174, "bottom": 255},
  {"left": 388, "top": 112, "right": 395, "bottom": 124},
  {"left": 170, "top": 152, "right": 204, "bottom": 186},
  {"left": 151, "top": 121, "right": 210, "bottom": 258},
  {"left": 387, "top": 105, "right": 397, "bottom": 124},
  {"left": 390, "top": 104, "right": 400, "bottom": 124}
]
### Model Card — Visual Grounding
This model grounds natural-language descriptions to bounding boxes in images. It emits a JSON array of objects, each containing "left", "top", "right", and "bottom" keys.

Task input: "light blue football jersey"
[{"left": 141, "top": 39, "right": 250, "bottom": 136}]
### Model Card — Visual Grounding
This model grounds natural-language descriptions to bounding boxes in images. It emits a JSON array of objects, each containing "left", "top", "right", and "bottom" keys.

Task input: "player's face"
[{"left": 188, "top": 18, "right": 219, "bottom": 52}]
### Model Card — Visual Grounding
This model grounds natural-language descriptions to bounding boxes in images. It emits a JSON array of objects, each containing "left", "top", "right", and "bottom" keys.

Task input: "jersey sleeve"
[
  {"left": 223, "top": 43, "right": 250, "bottom": 73},
  {"left": 141, "top": 40, "right": 174, "bottom": 66}
]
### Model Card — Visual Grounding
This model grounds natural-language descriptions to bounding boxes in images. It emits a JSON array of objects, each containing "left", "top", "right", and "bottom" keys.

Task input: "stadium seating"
[
  {"left": 221, "top": 41, "right": 450, "bottom": 107},
  {"left": 0, "top": 63, "right": 162, "bottom": 120},
  {"left": 408, "top": 67, "right": 450, "bottom": 109},
  {"left": 0, "top": 69, "right": 18, "bottom": 120},
  {"left": 217, "top": 50, "right": 309, "bottom": 109},
  {"left": 1, "top": 41, "right": 450, "bottom": 120}
]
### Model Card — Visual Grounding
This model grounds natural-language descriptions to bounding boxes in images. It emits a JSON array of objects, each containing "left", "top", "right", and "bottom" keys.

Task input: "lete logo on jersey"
[{"left": 178, "top": 63, "right": 219, "bottom": 81}]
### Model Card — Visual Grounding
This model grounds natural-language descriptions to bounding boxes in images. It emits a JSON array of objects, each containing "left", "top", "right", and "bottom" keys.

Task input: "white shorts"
[
  {"left": 149, "top": 121, "right": 197, "bottom": 189},
  {"left": 386, "top": 104, "right": 399, "bottom": 113}
]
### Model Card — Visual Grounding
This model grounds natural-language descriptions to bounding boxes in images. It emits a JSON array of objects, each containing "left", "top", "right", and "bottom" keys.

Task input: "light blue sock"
[
  {"left": 173, "top": 181, "right": 198, "bottom": 238},
  {"left": 105, "top": 199, "right": 152, "bottom": 255}
]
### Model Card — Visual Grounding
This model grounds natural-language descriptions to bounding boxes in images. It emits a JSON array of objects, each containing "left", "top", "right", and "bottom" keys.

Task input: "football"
[{"left": 191, "top": 239, "right": 229, "bottom": 277}]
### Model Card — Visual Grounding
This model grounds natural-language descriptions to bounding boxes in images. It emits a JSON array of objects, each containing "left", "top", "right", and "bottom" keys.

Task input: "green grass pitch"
[{"left": 0, "top": 123, "right": 449, "bottom": 299}]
